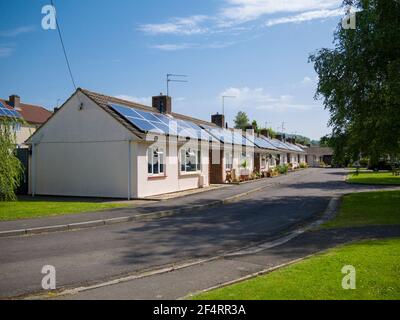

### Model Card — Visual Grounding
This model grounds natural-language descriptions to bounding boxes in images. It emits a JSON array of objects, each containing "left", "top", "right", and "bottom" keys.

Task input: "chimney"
[
  {"left": 211, "top": 113, "right": 225, "bottom": 128},
  {"left": 245, "top": 125, "right": 255, "bottom": 136},
  {"left": 152, "top": 94, "right": 172, "bottom": 114},
  {"left": 260, "top": 129, "right": 270, "bottom": 138},
  {"left": 9, "top": 95, "right": 21, "bottom": 111}
]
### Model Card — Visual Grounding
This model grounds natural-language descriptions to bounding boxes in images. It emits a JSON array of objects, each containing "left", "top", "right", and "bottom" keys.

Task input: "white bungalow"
[{"left": 27, "top": 88, "right": 216, "bottom": 199}]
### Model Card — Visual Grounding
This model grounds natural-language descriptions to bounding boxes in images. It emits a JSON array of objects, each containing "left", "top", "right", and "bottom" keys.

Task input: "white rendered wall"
[{"left": 29, "top": 92, "right": 138, "bottom": 198}]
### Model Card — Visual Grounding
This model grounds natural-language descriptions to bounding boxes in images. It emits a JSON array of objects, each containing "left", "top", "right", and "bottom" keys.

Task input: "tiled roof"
[
  {"left": 79, "top": 89, "right": 306, "bottom": 153},
  {"left": 0, "top": 98, "right": 52, "bottom": 124},
  {"left": 79, "top": 88, "right": 215, "bottom": 128}
]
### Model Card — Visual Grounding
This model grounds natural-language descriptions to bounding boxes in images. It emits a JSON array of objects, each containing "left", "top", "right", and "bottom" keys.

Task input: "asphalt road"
[{"left": 0, "top": 168, "right": 389, "bottom": 298}]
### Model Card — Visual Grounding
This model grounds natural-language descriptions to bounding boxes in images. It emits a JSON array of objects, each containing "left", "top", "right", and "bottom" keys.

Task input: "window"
[
  {"left": 270, "top": 154, "right": 276, "bottom": 166},
  {"left": 225, "top": 151, "right": 233, "bottom": 170},
  {"left": 148, "top": 147, "right": 164, "bottom": 175},
  {"left": 240, "top": 152, "right": 249, "bottom": 166},
  {"left": 12, "top": 122, "right": 21, "bottom": 132},
  {"left": 181, "top": 148, "right": 201, "bottom": 172},
  {"left": 261, "top": 154, "right": 267, "bottom": 169}
]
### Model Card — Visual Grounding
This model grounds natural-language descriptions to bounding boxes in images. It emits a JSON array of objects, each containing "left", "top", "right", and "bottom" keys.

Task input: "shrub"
[
  {"left": 277, "top": 164, "right": 289, "bottom": 175},
  {"left": 299, "top": 162, "right": 308, "bottom": 169}
]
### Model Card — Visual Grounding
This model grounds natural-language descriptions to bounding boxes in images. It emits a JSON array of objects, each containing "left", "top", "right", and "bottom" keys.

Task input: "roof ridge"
[
  {"left": 78, "top": 88, "right": 152, "bottom": 110},
  {"left": 78, "top": 87, "right": 217, "bottom": 128}
]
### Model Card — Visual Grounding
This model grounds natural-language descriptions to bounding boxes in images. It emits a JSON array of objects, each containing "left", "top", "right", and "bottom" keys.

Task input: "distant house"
[
  {"left": 304, "top": 146, "right": 334, "bottom": 166},
  {"left": 0, "top": 95, "right": 52, "bottom": 147}
]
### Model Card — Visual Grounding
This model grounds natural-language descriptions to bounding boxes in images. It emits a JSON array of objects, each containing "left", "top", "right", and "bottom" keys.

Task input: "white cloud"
[
  {"left": 221, "top": 0, "right": 341, "bottom": 22},
  {"left": 150, "top": 41, "right": 235, "bottom": 51},
  {"left": 139, "top": 15, "right": 209, "bottom": 35},
  {"left": 115, "top": 95, "right": 152, "bottom": 106},
  {"left": 150, "top": 43, "right": 193, "bottom": 51},
  {"left": 220, "top": 87, "right": 318, "bottom": 112},
  {"left": 301, "top": 76, "right": 313, "bottom": 85},
  {"left": 0, "top": 26, "right": 35, "bottom": 37},
  {"left": 0, "top": 46, "right": 14, "bottom": 58},
  {"left": 138, "top": 1, "right": 345, "bottom": 46},
  {"left": 266, "top": 8, "right": 344, "bottom": 27}
]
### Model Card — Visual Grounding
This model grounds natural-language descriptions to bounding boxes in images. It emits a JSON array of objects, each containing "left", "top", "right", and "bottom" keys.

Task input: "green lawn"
[
  {"left": 192, "top": 238, "right": 400, "bottom": 300},
  {"left": 347, "top": 171, "right": 400, "bottom": 185},
  {"left": 0, "top": 200, "right": 129, "bottom": 221},
  {"left": 322, "top": 190, "right": 400, "bottom": 229}
]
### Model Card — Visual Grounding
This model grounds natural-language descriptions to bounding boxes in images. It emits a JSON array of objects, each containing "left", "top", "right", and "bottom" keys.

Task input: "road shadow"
[{"left": 113, "top": 193, "right": 331, "bottom": 269}]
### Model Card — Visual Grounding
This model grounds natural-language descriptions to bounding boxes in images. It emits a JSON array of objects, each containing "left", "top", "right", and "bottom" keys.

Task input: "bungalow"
[
  {"left": 0, "top": 95, "right": 52, "bottom": 147},
  {"left": 26, "top": 88, "right": 312, "bottom": 199},
  {"left": 305, "top": 146, "right": 334, "bottom": 167},
  {"left": 27, "top": 88, "right": 222, "bottom": 199},
  {"left": 206, "top": 113, "right": 256, "bottom": 183}
]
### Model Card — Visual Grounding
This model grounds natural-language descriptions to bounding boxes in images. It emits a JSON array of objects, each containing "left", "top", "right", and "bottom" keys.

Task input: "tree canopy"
[
  {"left": 0, "top": 119, "right": 24, "bottom": 201},
  {"left": 233, "top": 111, "right": 250, "bottom": 130},
  {"left": 309, "top": 0, "right": 400, "bottom": 165}
]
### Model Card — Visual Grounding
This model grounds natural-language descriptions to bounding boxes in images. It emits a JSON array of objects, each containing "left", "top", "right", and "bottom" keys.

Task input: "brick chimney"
[
  {"left": 152, "top": 94, "right": 172, "bottom": 114},
  {"left": 9, "top": 95, "right": 21, "bottom": 111},
  {"left": 260, "top": 129, "right": 270, "bottom": 138},
  {"left": 211, "top": 113, "right": 225, "bottom": 128}
]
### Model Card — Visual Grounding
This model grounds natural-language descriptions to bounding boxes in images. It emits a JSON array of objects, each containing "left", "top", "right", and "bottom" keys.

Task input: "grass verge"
[
  {"left": 347, "top": 171, "right": 400, "bottom": 185},
  {"left": 0, "top": 200, "right": 129, "bottom": 221},
  {"left": 322, "top": 190, "right": 400, "bottom": 229},
  {"left": 192, "top": 238, "right": 400, "bottom": 300}
]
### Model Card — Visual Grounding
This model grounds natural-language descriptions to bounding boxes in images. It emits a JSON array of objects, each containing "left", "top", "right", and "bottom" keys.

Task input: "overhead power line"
[{"left": 51, "top": 0, "right": 78, "bottom": 91}]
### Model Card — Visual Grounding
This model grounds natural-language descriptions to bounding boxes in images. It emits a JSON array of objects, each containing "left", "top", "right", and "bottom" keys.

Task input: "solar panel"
[
  {"left": 201, "top": 125, "right": 255, "bottom": 147},
  {"left": 109, "top": 103, "right": 215, "bottom": 142},
  {"left": 265, "top": 138, "right": 288, "bottom": 150},
  {"left": 0, "top": 107, "right": 22, "bottom": 119},
  {"left": 265, "top": 138, "right": 304, "bottom": 152},
  {"left": 250, "top": 136, "right": 278, "bottom": 150}
]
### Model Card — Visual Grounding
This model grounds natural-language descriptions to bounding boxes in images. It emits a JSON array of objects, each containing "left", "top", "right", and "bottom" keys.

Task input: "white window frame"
[
  {"left": 225, "top": 151, "right": 233, "bottom": 170},
  {"left": 180, "top": 147, "right": 201, "bottom": 173},
  {"left": 12, "top": 122, "right": 21, "bottom": 132},
  {"left": 260, "top": 154, "right": 267, "bottom": 169},
  {"left": 147, "top": 146, "right": 165, "bottom": 176}
]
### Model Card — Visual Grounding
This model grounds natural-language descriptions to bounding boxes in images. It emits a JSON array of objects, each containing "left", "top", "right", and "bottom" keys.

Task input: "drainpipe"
[
  {"left": 127, "top": 140, "right": 132, "bottom": 200},
  {"left": 31, "top": 143, "right": 36, "bottom": 197}
]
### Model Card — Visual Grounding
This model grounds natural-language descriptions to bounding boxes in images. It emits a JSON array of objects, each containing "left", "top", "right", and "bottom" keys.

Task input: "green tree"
[
  {"left": 251, "top": 120, "right": 259, "bottom": 131},
  {"left": 0, "top": 119, "right": 24, "bottom": 201},
  {"left": 234, "top": 111, "right": 250, "bottom": 130},
  {"left": 309, "top": 0, "right": 400, "bottom": 166},
  {"left": 267, "top": 128, "right": 276, "bottom": 138}
]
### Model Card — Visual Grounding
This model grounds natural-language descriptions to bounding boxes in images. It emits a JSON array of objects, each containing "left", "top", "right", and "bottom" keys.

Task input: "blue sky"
[{"left": 0, "top": 0, "right": 345, "bottom": 140}]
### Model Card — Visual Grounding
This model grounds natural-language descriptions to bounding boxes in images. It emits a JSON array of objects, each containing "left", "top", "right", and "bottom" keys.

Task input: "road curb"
[
  {"left": 182, "top": 254, "right": 316, "bottom": 300},
  {"left": 0, "top": 182, "right": 279, "bottom": 239}
]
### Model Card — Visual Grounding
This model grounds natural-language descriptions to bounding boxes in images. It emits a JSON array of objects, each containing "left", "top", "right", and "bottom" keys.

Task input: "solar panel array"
[
  {"left": 263, "top": 137, "right": 305, "bottom": 153},
  {"left": 109, "top": 103, "right": 215, "bottom": 142},
  {"left": 0, "top": 102, "right": 22, "bottom": 119},
  {"left": 250, "top": 136, "right": 278, "bottom": 150},
  {"left": 201, "top": 124, "right": 255, "bottom": 147},
  {"left": 108, "top": 102, "right": 305, "bottom": 151}
]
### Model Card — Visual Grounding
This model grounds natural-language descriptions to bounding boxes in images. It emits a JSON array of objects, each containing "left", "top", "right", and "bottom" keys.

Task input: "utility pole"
[
  {"left": 280, "top": 121, "right": 286, "bottom": 133},
  {"left": 166, "top": 74, "right": 188, "bottom": 96}
]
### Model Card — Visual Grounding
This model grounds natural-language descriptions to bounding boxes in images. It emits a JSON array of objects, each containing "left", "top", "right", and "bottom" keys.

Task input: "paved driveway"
[{"left": 0, "top": 168, "right": 396, "bottom": 298}]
